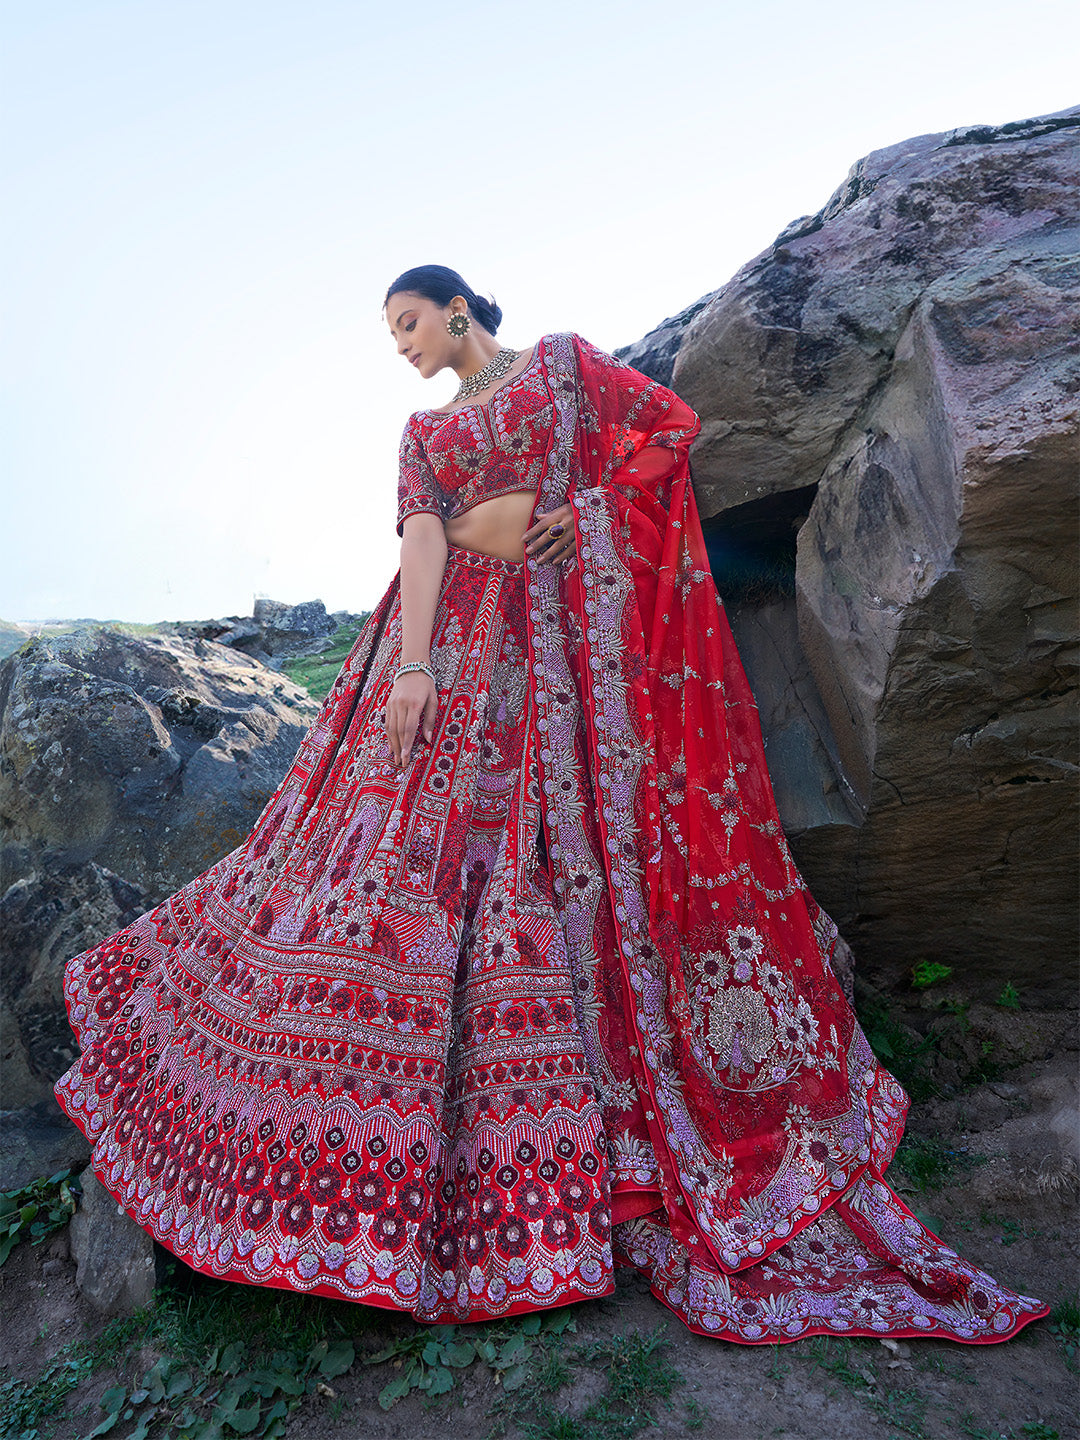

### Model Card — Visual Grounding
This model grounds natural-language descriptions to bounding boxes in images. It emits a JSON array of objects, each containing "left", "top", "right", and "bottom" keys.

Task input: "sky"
[{"left": 2, "top": 0, "right": 1076, "bottom": 625}]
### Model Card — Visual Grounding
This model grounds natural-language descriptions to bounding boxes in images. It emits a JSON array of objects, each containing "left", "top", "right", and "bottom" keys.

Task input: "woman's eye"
[{"left": 405, "top": 320, "right": 416, "bottom": 332}]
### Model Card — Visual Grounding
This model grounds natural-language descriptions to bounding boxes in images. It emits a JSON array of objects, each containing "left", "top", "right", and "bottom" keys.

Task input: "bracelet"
[{"left": 395, "top": 661, "right": 437, "bottom": 687}]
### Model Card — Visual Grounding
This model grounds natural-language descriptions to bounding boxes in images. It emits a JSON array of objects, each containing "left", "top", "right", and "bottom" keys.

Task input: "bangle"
[{"left": 395, "top": 661, "right": 436, "bottom": 687}]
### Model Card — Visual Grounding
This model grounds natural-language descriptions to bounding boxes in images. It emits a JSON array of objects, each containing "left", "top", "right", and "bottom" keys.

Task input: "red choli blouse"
[{"left": 395, "top": 336, "right": 554, "bottom": 535}]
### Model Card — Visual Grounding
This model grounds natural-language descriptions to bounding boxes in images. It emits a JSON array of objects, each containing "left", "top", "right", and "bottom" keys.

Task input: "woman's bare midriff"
[{"left": 444, "top": 490, "right": 539, "bottom": 563}]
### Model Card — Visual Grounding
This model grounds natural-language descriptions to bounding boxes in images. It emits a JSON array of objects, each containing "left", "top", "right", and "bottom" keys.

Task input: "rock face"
[
  {"left": 0, "top": 627, "right": 322, "bottom": 1175},
  {"left": 69, "top": 1166, "right": 158, "bottom": 1315},
  {"left": 628, "top": 108, "right": 1079, "bottom": 1001},
  {"left": 0, "top": 627, "right": 320, "bottom": 901},
  {"left": 1, "top": 862, "right": 150, "bottom": 1110}
]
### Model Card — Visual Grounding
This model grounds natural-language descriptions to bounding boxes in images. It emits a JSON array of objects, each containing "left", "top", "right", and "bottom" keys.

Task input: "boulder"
[
  {"left": 0, "top": 1103, "right": 90, "bottom": 1192},
  {"left": 70, "top": 1165, "right": 157, "bottom": 1316},
  {"left": 0, "top": 862, "right": 150, "bottom": 1110},
  {"left": 170, "top": 598, "right": 366, "bottom": 668},
  {"left": 628, "top": 107, "right": 1079, "bottom": 1000},
  {"left": 0, "top": 629, "right": 324, "bottom": 1181},
  {"left": 0, "top": 627, "right": 320, "bottom": 902}
]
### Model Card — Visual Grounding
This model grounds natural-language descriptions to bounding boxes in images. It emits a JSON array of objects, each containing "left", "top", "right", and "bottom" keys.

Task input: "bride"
[{"left": 54, "top": 264, "right": 1047, "bottom": 1344}]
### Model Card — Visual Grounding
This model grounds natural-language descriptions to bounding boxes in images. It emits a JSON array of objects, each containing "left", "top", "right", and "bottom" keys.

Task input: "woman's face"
[{"left": 385, "top": 291, "right": 460, "bottom": 379}]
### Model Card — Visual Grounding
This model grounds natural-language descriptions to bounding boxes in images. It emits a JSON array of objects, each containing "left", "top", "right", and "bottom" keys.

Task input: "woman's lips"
[{"left": 410, "top": 354, "right": 421, "bottom": 367}]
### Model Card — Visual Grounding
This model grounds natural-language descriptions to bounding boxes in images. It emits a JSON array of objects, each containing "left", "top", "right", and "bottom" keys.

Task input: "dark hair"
[{"left": 383, "top": 264, "right": 502, "bottom": 335}]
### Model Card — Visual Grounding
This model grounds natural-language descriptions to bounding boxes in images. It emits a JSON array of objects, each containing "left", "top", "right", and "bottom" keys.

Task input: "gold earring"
[{"left": 447, "top": 312, "right": 470, "bottom": 338}]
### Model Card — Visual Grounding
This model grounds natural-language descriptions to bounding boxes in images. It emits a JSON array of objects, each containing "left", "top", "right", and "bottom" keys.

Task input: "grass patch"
[
  {"left": 806, "top": 1336, "right": 929, "bottom": 1439},
  {"left": 279, "top": 619, "right": 370, "bottom": 701},
  {"left": 492, "top": 1324, "right": 689, "bottom": 1440},
  {"left": 855, "top": 995, "right": 940, "bottom": 1102},
  {"left": 0, "top": 1351, "right": 93, "bottom": 1439},
  {"left": 4, "top": 1254, "right": 652, "bottom": 1440},
  {"left": 890, "top": 1134, "right": 989, "bottom": 1194},
  {"left": 1048, "top": 1294, "right": 1079, "bottom": 1371},
  {"left": 995, "top": 981, "right": 1022, "bottom": 1010}
]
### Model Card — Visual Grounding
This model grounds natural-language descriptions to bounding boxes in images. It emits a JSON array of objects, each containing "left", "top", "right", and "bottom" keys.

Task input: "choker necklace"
[{"left": 452, "top": 347, "right": 519, "bottom": 404}]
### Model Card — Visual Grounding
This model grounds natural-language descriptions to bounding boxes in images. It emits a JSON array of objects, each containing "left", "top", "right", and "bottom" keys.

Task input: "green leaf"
[
  {"left": 443, "top": 1341, "right": 476, "bottom": 1368},
  {"left": 316, "top": 1340, "right": 354, "bottom": 1378},
  {"left": 188, "top": 1424, "right": 225, "bottom": 1440},
  {"left": 426, "top": 1366, "right": 453, "bottom": 1395},
  {"left": 364, "top": 1343, "right": 409, "bottom": 1366},
  {"left": 82, "top": 1413, "right": 121, "bottom": 1438},
  {"left": 141, "top": 1361, "right": 169, "bottom": 1404},
  {"left": 126, "top": 1415, "right": 154, "bottom": 1440},
  {"left": 421, "top": 1341, "right": 443, "bottom": 1366},
  {"left": 496, "top": 1335, "right": 530, "bottom": 1367},
  {"left": 502, "top": 1363, "right": 530, "bottom": 1391},
  {"left": 377, "top": 1374, "right": 412, "bottom": 1410},
  {"left": 476, "top": 1339, "right": 497, "bottom": 1364},
  {"left": 219, "top": 1342, "right": 245, "bottom": 1375},
  {"left": 99, "top": 1386, "right": 128, "bottom": 1413},
  {"left": 520, "top": 1314, "right": 542, "bottom": 1335},
  {"left": 241, "top": 1370, "right": 281, "bottom": 1398},
  {"left": 226, "top": 1403, "right": 263, "bottom": 1435},
  {"left": 166, "top": 1369, "right": 194, "bottom": 1398},
  {"left": 910, "top": 961, "right": 953, "bottom": 989}
]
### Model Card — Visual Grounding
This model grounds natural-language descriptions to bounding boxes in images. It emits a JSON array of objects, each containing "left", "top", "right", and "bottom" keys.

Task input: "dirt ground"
[{"left": 3, "top": 1050, "right": 1077, "bottom": 1440}]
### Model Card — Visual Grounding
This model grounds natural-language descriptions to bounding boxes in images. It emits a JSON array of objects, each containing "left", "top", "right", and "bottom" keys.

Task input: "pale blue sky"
[{"left": 2, "top": 0, "right": 1075, "bottom": 623}]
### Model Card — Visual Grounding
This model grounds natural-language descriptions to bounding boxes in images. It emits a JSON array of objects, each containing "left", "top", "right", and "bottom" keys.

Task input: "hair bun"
[{"left": 471, "top": 294, "right": 503, "bottom": 333}]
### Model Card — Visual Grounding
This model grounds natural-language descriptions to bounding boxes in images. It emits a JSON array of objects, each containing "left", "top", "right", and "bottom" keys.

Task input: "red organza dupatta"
[{"left": 529, "top": 334, "right": 907, "bottom": 1270}]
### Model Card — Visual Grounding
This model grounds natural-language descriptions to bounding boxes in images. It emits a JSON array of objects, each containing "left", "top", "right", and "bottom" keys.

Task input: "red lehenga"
[{"left": 54, "top": 333, "right": 1048, "bottom": 1343}]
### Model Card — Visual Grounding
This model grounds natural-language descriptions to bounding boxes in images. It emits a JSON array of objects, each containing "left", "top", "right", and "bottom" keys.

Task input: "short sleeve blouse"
[{"left": 395, "top": 338, "right": 554, "bottom": 536}]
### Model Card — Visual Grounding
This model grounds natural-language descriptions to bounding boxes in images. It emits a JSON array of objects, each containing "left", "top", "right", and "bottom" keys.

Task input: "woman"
[{"left": 54, "top": 266, "right": 1047, "bottom": 1344}]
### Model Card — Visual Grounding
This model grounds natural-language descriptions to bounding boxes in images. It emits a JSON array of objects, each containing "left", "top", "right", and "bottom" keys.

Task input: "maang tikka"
[{"left": 447, "top": 311, "right": 471, "bottom": 338}]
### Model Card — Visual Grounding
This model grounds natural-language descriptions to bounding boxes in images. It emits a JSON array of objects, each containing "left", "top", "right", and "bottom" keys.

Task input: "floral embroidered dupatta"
[{"left": 526, "top": 334, "right": 1043, "bottom": 1341}]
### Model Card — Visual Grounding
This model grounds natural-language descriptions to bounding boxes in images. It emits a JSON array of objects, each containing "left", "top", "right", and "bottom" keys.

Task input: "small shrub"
[
  {"left": 995, "top": 981, "right": 1021, "bottom": 1009},
  {"left": 911, "top": 961, "right": 953, "bottom": 989},
  {"left": 0, "top": 1169, "right": 80, "bottom": 1265}
]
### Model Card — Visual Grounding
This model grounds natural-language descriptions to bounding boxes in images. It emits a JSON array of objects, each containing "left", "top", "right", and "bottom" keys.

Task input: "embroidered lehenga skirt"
[{"left": 55, "top": 547, "right": 613, "bottom": 1319}]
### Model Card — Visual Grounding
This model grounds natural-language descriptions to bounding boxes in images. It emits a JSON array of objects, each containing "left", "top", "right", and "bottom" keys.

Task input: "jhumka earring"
[{"left": 447, "top": 312, "right": 471, "bottom": 338}]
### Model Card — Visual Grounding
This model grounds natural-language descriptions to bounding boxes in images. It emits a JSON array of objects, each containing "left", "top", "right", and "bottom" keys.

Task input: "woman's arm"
[{"left": 386, "top": 512, "right": 447, "bottom": 769}]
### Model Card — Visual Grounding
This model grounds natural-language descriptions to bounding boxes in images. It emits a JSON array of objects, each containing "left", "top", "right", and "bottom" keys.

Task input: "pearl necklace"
[{"left": 452, "top": 347, "right": 519, "bottom": 404}]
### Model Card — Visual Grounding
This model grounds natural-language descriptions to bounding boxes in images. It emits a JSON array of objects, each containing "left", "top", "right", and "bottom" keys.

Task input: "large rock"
[
  {"left": 0, "top": 862, "right": 150, "bottom": 1109},
  {"left": 70, "top": 1166, "right": 158, "bottom": 1315},
  {"left": 0, "top": 1103, "right": 90, "bottom": 1191},
  {"left": 0, "top": 627, "right": 320, "bottom": 901},
  {"left": 0, "top": 629, "right": 323, "bottom": 1180},
  {"left": 631, "top": 108, "right": 1079, "bottom": 1001}
]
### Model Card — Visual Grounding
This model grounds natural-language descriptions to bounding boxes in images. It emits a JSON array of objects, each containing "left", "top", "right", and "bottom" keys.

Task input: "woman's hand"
[
  {"left": 524, "top": 505, "right": 576, "bottom": 565},
  {"left": 385, "top": 671, "right": 438, "bottom": 770}
]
